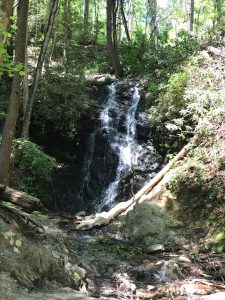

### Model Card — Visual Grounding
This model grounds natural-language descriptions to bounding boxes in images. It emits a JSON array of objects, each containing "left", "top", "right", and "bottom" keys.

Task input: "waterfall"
[
  {"left": 97, "top": 83, "right": 140, "bottom": 211},
  {"left": 78, "top": 81, "right": 141, "bottom": 212}
]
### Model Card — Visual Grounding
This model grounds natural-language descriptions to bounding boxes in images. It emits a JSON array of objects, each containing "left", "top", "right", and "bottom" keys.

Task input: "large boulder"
[{"left": 121, "top": 200, "right": 182, "bottom": 248}]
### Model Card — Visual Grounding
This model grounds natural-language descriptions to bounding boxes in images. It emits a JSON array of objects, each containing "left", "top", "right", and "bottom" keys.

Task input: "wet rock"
[
  {"left": 178, "top": 255, "right": 192, "bottom": 264},
  {"left": 76, "top": 211, "right": 86, "bottom": 217},
  {"left": 157, "top": 259, "right": 183, "bottom": 282},
  {"left": 136, "top": 112, "right": 152, "bottom": 141}
]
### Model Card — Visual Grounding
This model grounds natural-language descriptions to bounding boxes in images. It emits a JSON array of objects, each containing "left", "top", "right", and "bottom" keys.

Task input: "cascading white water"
[
  {"left": 75, "top": 81, "right": 141, "bottom": 212},
  {"left": 97, "top": 83, "right": 141, "bottom": 211}
]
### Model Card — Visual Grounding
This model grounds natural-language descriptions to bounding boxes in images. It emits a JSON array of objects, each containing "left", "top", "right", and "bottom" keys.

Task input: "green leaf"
[{"left": 19, "top": 71, "right": 26, "bottom": 76}]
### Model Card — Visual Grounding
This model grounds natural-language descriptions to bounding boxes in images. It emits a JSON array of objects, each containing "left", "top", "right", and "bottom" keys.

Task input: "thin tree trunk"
[
  {"left": 0, "top": 0, "right": 29, "bottom": 185},
  {"left": 190, "top": 0, "right": 194, "bottom": 32},
  {"left": 120, "top": 0, "right": 131, "bottom": 41},
  {"left": 23, "top": 39, "right": 29, "bottom": 116},
  {"left": 106, "top": 0, "right": 122, "bottom": 77},
  {"left": 93, "top": 0, "right": 99, "bottom": 42},
  {"left": 83, "top": 0, "right": 89, "bottom": 39},
  {"left": 21, "top": 0, "right": 59, "bottom": 139},
  {"left": 148, "top": 0, "right": 158, "bottom": 40}
]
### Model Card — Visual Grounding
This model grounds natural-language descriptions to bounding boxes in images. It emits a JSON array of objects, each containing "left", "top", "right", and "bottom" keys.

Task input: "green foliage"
[
  {"left": 13, "top": 139, "right": 56, "bottom": 179},
  {"left": 218, "top": 157, "right": 225, "bottom": 170},
  {"left": 166, "top": 72, "right": 188, "bottom": 105},
  {"left": 33, "top": 74, "right": 99, "bottom": 139},
  {"left": 12, "top": 139, "right": 56, "bottom": 201},
  {"left": 92, "top": 235, "right": 142, "bottom": 259},
  {"left": 120, "top": 30, "right": 199, "bottom": 77},
  {"left": 212, "top": 231, "right": 225, "bottom": 253},
  {"left": 0, "top": 18, "right": 25, "bottom": 78}
]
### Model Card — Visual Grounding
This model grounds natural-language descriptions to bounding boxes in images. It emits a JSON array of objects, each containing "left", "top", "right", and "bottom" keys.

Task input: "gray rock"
[
  {"left": 145, "top": 244, "right": 166, "bottom": 254},
  {"left": 178, "top": 255, "right": 192, "bottom": 264}
]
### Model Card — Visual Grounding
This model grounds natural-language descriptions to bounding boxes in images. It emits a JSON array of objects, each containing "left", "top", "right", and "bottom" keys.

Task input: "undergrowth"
[
  {"left": 159, "top": 49, "right": 225, "bottom": 250},
  {"left": 12, "top": 139, "right": 57, "bottom": 207}
]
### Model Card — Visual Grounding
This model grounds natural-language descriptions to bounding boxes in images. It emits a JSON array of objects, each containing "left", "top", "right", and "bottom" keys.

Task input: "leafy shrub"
[
  {"left": 13, "top": 139, "right": 56, "bottom": 180},
  {"left": 120, "top": 29, "right": 199, "bottom": 78},
  {"left": 12, "top": 139, "right": 56, "bottom": 203},
  {"left": 33, "top": 74, "right": 98, "bottom": 139}
]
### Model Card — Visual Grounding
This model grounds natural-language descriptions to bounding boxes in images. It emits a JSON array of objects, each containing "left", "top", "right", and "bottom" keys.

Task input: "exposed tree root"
[{"left": 75, "top": 145, "right": 190, "bottom": 230}]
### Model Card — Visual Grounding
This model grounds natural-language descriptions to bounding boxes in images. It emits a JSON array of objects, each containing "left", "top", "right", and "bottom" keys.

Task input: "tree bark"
[
  {"left": 75, "top": 145, "right": 189, "bottom": 230},
  {"left": 83, "top": 0, "right": 89, "bottom": 39},
  {"left": 190, "top": 0, "right": 194, "bottom": 32},
  {"left": 0, "top": 0, "right": 29, "bottom": 185},
  {"left": 148, "top": 0, "right": 158, "bottom": 40},
  {"left": 106, "top": 0, "right": 122, "bottom": 77},
  {"left": 0, "top": 184, "right": 41, "bottom": 211},
  {"left": 21, "top": 0, "right": 59, "bottom": 139},
  {"left": 120, "top": 0, "right": 131, "bottom": 42}
]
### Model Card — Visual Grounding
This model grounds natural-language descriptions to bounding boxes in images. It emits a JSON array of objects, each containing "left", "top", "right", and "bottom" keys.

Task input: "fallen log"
[
  {"left": 0, "top": 184, "right": 42, "bottom": 211},
  {"left": 75, "top": 144, "right": 190, "bottom": 230},
  {"left": 0, "top": 203, "right": 45, "bottom": 235}
]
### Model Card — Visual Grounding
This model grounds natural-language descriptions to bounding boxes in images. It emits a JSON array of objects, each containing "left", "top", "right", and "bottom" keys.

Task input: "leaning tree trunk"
[
  {"left": 0, "top": 0, "right": 29, "bottom": 185},
  {"left": 120, "top": 0, "right": 131, "bottom": 42},
  {"left": 106, "top": 0, "right": 122, "bottom": 77},
  {"left": 21, "top": 0, "right": 59, "bottom": 139}
]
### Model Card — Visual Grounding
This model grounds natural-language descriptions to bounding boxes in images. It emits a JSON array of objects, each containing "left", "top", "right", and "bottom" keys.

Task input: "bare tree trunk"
[
  {"left": 120, "top": 0, "right": 131, "bottom": 41},
  {"left": 93, "top": 0, "right": 99, "bottom": 42},
  {"left": 0, "top": 0, "right": 29, "bottom": 185},
  {"left": 83, "top": 0, "right": 89, "bottom": 39},
  {"left": 23, "top": 37, "right": 29, "bottom": 116},
  {"left": 21, "top": 0, "right": 59, "bottom": 139},
  {"left": 106, "top": 0, "right": 122, "bottom": 77},
  {"left": 190, "top": 0, "right": 194, "bottom": 32},
  {"left": 148, "top": 0, "right": 158, "bottom": 41}
]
